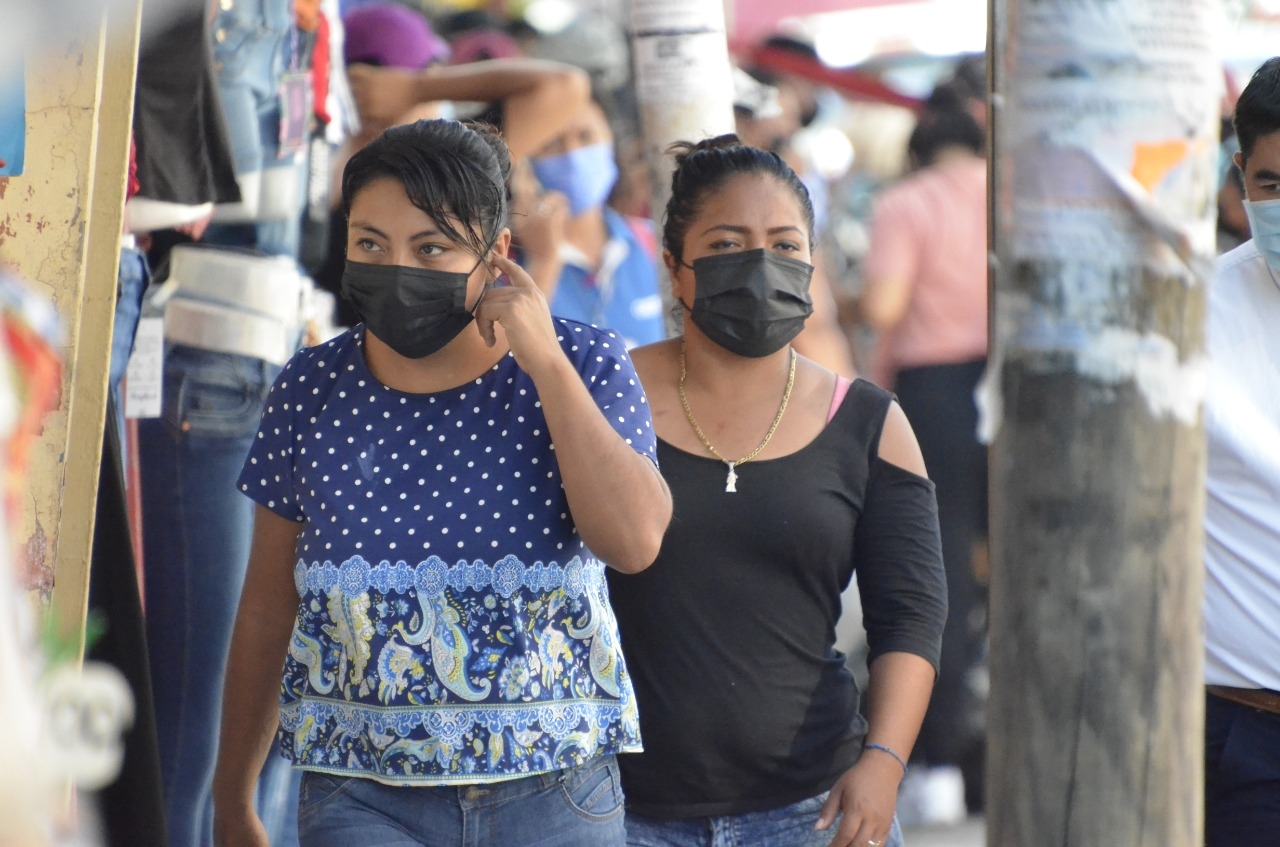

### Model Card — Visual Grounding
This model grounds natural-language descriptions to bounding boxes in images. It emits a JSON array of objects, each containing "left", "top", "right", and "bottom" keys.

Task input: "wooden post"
[
  {"left": 627, "top": 0, "right": 736, "bottom": 331},
  {"left": 985, "top": 1, "right": 1218, "bottom": 844},
  {"left": 0, "top": 3, "right": 142, "bottom": 655}
]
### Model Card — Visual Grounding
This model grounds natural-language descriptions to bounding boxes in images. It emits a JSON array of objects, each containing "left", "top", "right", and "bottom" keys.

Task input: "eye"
[
  {"left": 709, "top": 238, "right": 739, "bottom": 250},
  {"left": 774, "top": 240, "right": 802, "bottom": 253},
  {"left": 355, "top": 237, "right": 382, "bottom": 252},
  {"left": 418, "top": 243, "right": 447, "bottom": 256}
]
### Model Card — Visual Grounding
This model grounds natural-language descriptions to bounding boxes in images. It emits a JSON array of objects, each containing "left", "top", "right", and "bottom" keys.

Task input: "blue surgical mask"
[
  {"left": 1244, "top": 197, "right": 1280, "bottom": 273},
  {"left": 530, "top": 142, "right": 619, "bottom": 217}
]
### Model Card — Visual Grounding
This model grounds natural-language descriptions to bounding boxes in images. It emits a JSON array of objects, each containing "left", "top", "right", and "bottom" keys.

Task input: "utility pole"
[
  {"left": 628, "top": 0, "right": 735, "bottom": 332},
  {"left": 985, "top": 2, "right": 1219, "bottom": 844}
]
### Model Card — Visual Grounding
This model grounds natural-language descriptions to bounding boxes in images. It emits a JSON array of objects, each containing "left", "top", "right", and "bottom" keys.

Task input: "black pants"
[
  {"left": 893, "top": 359, "right": 988, "bottom": 808},
  {"left": 1205, "top": 693, "right": 1280, "bottom": 846}
]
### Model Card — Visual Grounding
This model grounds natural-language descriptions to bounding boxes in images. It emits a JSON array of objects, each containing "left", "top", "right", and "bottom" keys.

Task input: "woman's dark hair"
[
  {"left": 662, "top": 134, "right": 815, "bottom": 265},
  {"left": 342, "top": 119, "right": 511, "bottom": 257},
  {"left": 1234, "top": 57, "right": 1280, "bottom": 164},
  {"left": 907, "top": 107, "right": 985, "bottom": 167}
]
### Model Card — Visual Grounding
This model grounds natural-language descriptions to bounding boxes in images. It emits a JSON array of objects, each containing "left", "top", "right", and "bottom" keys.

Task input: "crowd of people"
[
  {"left": 13, "top": 0, "right": 1275, "bottom": 845},
  {"left": 113, "top": 3, "right": 958, "bottom": 845}
]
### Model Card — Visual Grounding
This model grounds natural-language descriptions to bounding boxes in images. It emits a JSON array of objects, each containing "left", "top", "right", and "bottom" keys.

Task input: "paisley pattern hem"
[
  {"left": 278, "top": 697, "right": 641, "bottom": 783},
  {"left": 281, "top": 553, "right": 640, "bottom": 781}
]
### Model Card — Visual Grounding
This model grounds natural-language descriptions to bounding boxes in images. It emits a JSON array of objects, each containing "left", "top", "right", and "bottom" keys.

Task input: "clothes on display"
[{"left": 140, "top": 246, "right": 313, "bottom": 847}]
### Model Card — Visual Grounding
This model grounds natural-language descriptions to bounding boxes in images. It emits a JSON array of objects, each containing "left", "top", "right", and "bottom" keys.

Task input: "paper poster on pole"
[
  {"left": 1001, "top": 0, "right": 1222, "bottom": 267},
  {"left": 633, "top": 32, "right": 734, "bottom": 107}
]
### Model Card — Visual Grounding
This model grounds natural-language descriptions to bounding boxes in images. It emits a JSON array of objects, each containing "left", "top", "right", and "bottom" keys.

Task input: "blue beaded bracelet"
[{"left": 863, "top": 742, "right": 908, "bottom": 774}]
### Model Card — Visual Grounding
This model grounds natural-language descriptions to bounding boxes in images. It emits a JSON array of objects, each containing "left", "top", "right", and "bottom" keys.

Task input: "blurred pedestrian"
[
  {"left": 1202, "top": 56, "right": 1280, "bottom": 847},
  {"left": 857, "top": 102, "right": 989, "bottom": 819},
  {"left": 527, "top": 95, "right": 664, "bottom": 348}
]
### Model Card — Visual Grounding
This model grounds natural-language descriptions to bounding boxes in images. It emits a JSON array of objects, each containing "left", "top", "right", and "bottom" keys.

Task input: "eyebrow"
[
  {"left": 1252, "top": 168, "right": 1280, "bottom": 182},
  {"left": 349, "top": 222, "right": 443, "bottom": 240},
  {"left": 698, "top": 224, "right": 805, "bottom": 236}
]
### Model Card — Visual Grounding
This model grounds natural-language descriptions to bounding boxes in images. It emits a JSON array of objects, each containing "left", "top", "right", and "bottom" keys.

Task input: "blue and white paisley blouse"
[{"left": 237, "top": 320, "right": 655, "bottom": 784}]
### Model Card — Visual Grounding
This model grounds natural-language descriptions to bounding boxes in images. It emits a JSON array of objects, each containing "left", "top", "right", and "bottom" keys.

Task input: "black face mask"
[
  {"left": 683, "top": 249, "right": 814, "bottom": 358},
  {"left": 341, "top": 259, "right": 487, "bottom": 359}
]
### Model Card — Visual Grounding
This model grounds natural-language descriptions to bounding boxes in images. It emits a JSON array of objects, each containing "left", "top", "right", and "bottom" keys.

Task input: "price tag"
[
  {"left": 278, "top": 71, "right": 312, "bottom": 158},
  {"left": 124, "top": 317, "right": 164, "bottom": 419}
]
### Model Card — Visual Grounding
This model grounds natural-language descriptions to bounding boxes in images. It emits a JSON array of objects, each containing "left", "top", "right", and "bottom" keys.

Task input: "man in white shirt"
[{"left": 1203, "top": 56, "right": 1280, "bottom": 847}]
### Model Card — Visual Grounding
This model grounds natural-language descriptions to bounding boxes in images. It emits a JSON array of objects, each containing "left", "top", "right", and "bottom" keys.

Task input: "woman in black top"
[{"left": 609, "top": 136, "right": 947, "bottom": 847}]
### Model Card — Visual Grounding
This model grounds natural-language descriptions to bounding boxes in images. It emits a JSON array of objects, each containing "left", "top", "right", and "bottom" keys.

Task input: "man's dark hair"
[{"left": 1234, "top": 57, "right": 1280, "bottom": 163}]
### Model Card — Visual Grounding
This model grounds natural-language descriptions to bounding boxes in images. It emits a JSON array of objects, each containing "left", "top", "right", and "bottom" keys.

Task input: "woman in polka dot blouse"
[{"left": 211, "top": 119, "right": 671, "bottom": 847}]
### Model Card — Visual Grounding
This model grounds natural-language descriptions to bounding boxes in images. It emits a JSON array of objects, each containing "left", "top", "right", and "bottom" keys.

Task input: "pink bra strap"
[{"left": 828, "top": 376, "right": 853, "bottom": 423}]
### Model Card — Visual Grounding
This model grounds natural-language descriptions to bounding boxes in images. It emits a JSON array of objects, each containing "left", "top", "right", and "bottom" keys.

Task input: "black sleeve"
[{"left": 854, "top": 456, "right": 948, "bottom": 671}]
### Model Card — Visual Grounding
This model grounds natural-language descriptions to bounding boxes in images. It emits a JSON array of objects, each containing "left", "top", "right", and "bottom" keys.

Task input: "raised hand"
[{"left": 475, "top": 253, "right": 566, "bottom": 381}]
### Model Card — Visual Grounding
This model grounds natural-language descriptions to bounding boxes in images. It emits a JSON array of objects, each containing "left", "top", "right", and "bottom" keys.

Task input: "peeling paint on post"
[
  {"left": 985, "top": 2, "right": 1219, "bottom": 844},
  {"left": 1, "top": 7, "right": 141, "bottom": 649}
]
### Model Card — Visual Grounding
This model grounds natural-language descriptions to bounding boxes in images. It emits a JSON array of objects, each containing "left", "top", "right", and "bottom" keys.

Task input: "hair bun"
[{"left": 667, "top": 134, "right": 744, "bottom": 168}]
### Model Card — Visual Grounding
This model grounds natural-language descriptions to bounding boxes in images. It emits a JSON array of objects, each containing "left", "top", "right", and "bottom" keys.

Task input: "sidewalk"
[{"left": 903, "top": 816, "right": 985, "bottom": 847}]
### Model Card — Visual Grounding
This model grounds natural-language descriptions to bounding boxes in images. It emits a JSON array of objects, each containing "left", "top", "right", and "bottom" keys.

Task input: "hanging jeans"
[
  {"left": 140, "top": 344, "right": 286, "bottom": 847},
  {"left": 207, "top": 0, "right": 306, "bottom": 259},
  {"left": 109, "top": 242, "right": 151, "bottom": 462}
]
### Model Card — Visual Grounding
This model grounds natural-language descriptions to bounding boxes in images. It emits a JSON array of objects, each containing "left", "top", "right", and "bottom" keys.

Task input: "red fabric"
[
  {"left": 311, "top": 13, "right": 331, "bottom": 124},
  {"left": 128, "top": 136, "right": 141, "bottom": 199},
  {"left": 5, "top": 317, "right": 62, "bottom": 581},
  {"left": 740, "top": 44, "right": 923, "bottom": 112}
]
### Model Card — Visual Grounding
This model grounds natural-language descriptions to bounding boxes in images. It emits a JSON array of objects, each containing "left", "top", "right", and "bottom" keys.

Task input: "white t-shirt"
[{"left": 1203, "top": 239, "right": 1280, "bottom": 691}]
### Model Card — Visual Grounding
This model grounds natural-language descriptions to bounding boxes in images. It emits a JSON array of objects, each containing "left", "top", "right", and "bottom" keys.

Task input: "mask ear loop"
[{"left": 674, "top": 257, "right": 697, "bottom": 314}]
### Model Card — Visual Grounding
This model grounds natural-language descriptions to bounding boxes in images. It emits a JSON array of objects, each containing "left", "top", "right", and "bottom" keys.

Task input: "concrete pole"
[
  {"left": 628, "top": 0, "right": 736, "bottom": 332},
  {"left": 0, "top": 1, "right": 142, "bottom": 655},
  {"left": 985, "top": 1, "right": 1219, "bottom": 844}
]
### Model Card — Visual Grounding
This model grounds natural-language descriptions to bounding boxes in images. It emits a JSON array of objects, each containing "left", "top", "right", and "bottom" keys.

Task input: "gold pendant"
[{"left": 725, "top": 462, "right": 738, "bottom": 493}]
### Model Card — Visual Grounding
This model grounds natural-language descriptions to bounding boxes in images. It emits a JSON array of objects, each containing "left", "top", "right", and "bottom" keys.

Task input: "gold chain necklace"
[{"left": 678, "top": 339, "right": 797, "bottom": 493}]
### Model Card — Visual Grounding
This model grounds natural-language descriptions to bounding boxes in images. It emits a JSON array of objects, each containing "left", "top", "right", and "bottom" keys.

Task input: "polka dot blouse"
[{"left": 237, "top": 320, "right": 657, "bottom": 784}]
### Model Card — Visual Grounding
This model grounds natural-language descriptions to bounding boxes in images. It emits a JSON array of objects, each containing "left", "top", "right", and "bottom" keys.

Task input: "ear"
[
  {"left": 1234, "top": 150, "right": 1244, "bottom": 173},
  {"left": 487, "top": 229, "right": 513, "bottom": 277},
  {"left": 491, "top": 228, "right": 513, "bottom": 258}
]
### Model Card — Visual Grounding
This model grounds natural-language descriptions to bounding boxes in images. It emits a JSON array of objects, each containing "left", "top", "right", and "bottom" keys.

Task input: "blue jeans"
[
  {"left": 625, "top": 794, "right": 905, "bottom": 847},
  {"left": 110, "top": 245, "right": 150, "bottom": 462},
  {"left": 1204, "top": 692, "right": 1280, "bottom": 846},
  {"left": 211, "top": 0, "right": 291, "bottom": 178},
  {"left": 209, "top": 0, "right": 304, "bottom": 257},
  {"left": 140, "top": 344, "right": 291, "bottom": 847},
  {"left": 111, "top": 246, "right": 150, "bottom": 393},
  {"left": 297, "top": 754, "right": 627, "bottom": 847}
]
